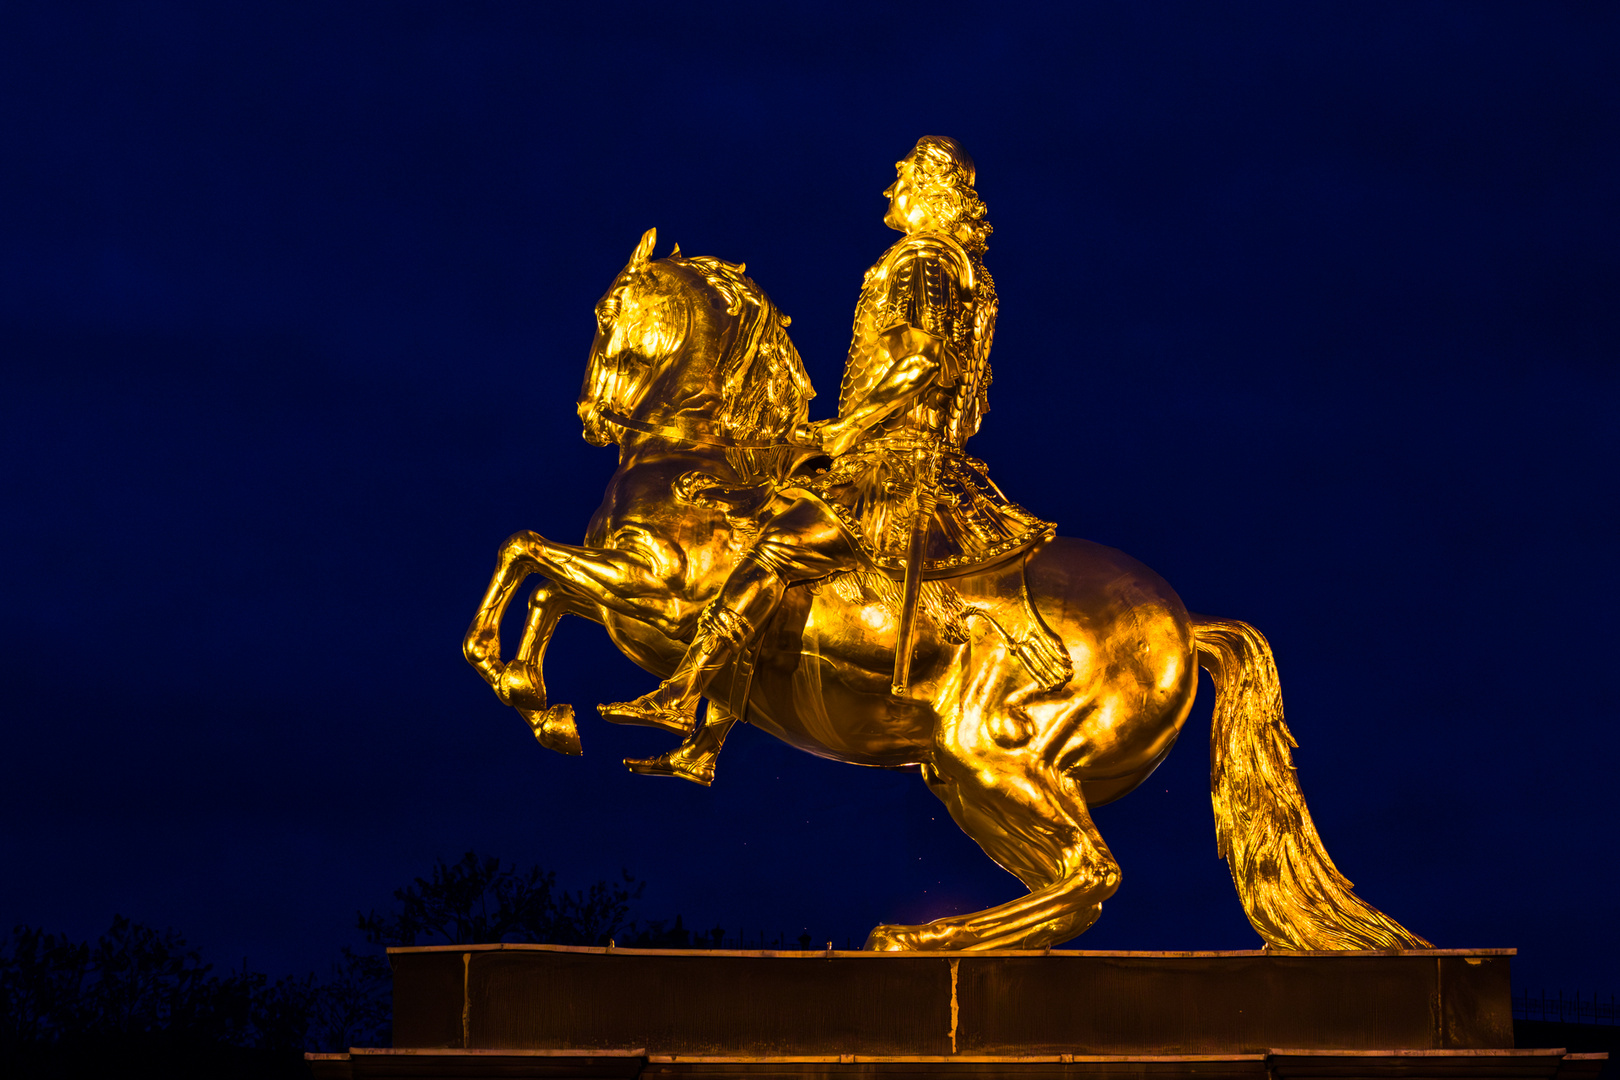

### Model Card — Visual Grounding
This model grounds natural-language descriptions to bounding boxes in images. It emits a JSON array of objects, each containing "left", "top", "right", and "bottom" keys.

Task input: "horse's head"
[{"left": 578, "top": 228, "right": 814, "bottom": 455}]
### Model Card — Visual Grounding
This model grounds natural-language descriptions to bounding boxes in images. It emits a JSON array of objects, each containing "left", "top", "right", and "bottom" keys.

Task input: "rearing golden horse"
[{"left": 465, "top": 230, "right": 1427, "bottom": 952}]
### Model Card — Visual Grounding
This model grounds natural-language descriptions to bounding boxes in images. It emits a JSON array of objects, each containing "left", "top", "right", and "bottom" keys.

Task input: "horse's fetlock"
[{"left": 464, "top": 626, "right": 500, "bottom": 667}]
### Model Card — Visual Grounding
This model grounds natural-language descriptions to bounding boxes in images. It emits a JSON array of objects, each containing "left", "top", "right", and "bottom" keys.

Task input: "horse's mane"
[{"left": 673, "top": 255, "right": 815, "bottom": 480}]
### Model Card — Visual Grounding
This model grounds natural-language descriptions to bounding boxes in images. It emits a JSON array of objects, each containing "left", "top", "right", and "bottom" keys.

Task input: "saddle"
[
  {"left": 624, "top": 547, "right": 1071, "bottom": 785},
  {"left": 675, "top": 466, "right": 1071, "bottom": 697},
  {"left": 812, "top": 557, "right": 1072, "bottom": 692}
]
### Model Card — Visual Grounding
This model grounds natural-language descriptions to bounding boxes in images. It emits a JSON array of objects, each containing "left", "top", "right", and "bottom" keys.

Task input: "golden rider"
[{"left": 600, "top": 135, "right": 1053, "bottom": 732}]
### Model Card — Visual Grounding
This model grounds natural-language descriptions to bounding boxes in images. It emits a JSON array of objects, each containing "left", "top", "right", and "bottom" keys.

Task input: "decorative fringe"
[
  {"left": 1193, "top": 616, "right": 1430, "bottom": 951},
  {"left": 816, "top": 571, "right": 970, "bottom": 644}
]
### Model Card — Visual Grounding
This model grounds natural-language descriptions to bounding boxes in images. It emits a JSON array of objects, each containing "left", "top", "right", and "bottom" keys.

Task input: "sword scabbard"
[{"left": 891, "top": 447, "right": 940, "bottom": 696}]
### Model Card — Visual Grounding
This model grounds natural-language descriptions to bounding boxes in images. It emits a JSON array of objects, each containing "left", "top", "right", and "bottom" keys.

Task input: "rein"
[{"left": 597, "top": 407, "right": 790, "bottom": 451}]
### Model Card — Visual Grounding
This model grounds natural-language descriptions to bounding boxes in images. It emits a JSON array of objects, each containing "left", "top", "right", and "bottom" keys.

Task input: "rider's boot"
[
  {"left": 597, "top": 604, "right": 751, "bottom": 735},
  {"left": 624, "top": 708, "right": 737, "bottom": 786},
  {"left": 598, "top": 555, "right": 786, "bottom": 738}
]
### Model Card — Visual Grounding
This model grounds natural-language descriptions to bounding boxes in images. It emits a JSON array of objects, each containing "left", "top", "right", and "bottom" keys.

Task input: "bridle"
[
  {"left": 596, "top": 407, "right": 792, "bottom": 451},
  {"left": 589, "top": 264, "right": 807, "bottom": 453}
]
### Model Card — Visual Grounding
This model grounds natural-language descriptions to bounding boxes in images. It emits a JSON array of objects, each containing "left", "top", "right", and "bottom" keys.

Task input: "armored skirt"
[{"left": 794, "top": 432, "right": 1053, "bottom": 578}]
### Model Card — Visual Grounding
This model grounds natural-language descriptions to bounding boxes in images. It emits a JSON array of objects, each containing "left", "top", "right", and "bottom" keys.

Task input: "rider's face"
[{"left": 883, "top": 155, "right": 938, "bottom": 234}]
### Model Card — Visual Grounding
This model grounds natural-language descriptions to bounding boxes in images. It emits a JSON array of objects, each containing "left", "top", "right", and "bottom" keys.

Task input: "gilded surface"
[{"left": 464, "top": 137, "right": 1428, "bottom": 952}]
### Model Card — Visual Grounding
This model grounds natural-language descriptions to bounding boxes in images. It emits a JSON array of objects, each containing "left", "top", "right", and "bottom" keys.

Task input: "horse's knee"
[
  {"left": 1061, "top": 823, "right": 1121, "bottom": 899},
  {"left": 500, "top": 530, "right": 542, "bottom": 564},
  {"left": 464, "top": 623, "right": 502, "bottom": 672}
]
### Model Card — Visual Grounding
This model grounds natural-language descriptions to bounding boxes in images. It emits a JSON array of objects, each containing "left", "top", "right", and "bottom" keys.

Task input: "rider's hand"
[
  {"left": 673, "top": 470, "right": 723, "bottom": 508},
  {"left": 790, "top": 420, "right": 829, "bottom": 449}
]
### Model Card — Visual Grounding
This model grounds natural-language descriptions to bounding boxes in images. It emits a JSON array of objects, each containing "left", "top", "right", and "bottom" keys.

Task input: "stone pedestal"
[{"left": 307, "top": 945, "right": 1606, "bottom": 1080}]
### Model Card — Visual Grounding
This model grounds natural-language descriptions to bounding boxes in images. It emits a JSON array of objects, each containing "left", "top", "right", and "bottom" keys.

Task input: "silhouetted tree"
[
  {"left": 0, "top": 925, "right": 93, "bottom": 1046},
  {"left": 1, "top": 917, "right": 260, "bottom": 1045},
  {"left": 626, "top": 915, "right": 691, "bottom": 948},
  {"left": 0, "top": 855, "right": 664, "bottom": 1077},
  {"left": 254, "top": 948, "right": 389, "bottom": 1054},
  {"left": 356, "top": 851, "right": 643, "bottom": 947},
  {"left": 0, "top": 916, "right": 296, "bottom": 1077}
]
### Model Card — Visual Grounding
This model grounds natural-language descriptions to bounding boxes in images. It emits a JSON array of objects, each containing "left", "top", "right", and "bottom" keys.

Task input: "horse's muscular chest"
[{"left": 587, "top": 457, "right": 748, "bottom": 600}]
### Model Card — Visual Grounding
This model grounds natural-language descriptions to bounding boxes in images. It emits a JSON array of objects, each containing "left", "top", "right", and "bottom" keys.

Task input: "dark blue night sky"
[{"left": 2, "top": 3, "right": 1616, "bottom": 995}]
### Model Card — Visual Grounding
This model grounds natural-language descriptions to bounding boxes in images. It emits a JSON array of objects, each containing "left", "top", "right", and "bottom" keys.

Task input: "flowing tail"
[{"left": 1193, "top": 616, "right": 1429, "bottom": 950}]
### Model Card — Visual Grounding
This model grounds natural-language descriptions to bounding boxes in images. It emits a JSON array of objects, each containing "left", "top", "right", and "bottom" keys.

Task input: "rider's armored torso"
[{"left": 801, "top": 230, "right": 1052, "bottom": 575}]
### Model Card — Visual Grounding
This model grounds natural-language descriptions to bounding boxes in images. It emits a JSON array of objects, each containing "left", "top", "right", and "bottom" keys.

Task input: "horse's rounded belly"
[{"left": 744, "top": 588, "right": 937, "bottom": 766}]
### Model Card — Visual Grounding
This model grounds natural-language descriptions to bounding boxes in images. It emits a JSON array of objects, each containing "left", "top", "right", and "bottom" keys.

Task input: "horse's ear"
[{"left": 627, "top": 227, "right": 657, "bottom": 270}]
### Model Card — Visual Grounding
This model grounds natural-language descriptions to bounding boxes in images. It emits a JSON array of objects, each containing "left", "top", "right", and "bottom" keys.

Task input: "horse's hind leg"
[{"left": 866, "top": 699, "right": 1119, "bottom": 951}]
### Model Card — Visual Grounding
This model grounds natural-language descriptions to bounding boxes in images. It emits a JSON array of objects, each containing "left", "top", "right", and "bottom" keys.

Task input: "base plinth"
[{"left": 307, "top": 945, "right": 1606, "bottom": 1080}]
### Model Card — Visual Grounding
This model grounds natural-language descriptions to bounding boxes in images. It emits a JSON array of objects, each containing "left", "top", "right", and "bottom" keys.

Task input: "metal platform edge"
[{"left": 306, "top": 1047, "right": 1608, "bottom": 1080}]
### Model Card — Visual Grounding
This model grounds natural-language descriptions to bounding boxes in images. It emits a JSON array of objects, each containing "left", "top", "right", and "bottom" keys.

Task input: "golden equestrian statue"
[{"left": 465, "top": 137, "right": 1428, "bottom": 952}]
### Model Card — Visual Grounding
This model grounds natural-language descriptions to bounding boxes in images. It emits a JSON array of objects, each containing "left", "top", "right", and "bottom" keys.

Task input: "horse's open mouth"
[{"left": 578, "top": 403, "right": 613, "bottom": 446}]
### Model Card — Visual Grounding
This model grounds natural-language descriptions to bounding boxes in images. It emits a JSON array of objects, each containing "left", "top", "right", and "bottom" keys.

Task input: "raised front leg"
[
  {"left": 496, "top": 581, "right": 601, "bottom": 755},
  {"left": 467, "top": 530, "right": 687, "bottom": 667},
  {"left": 463, "top": 528, "right": 693, "bottom": 752},
  {"left": 465, "top": 528, "right": 691, "bottom": 678}
]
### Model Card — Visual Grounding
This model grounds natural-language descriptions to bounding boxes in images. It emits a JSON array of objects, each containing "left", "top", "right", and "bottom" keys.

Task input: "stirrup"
[{"left": 596, "top": 692, "right": 696, "bottom": 736}]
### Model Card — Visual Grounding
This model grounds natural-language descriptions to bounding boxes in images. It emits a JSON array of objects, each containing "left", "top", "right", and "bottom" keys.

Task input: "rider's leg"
[
  {"left": 623, "top": 705, "right": 739, "bottom": 786},
  {"left": 599, "top": 499, "right": 855, "bottom": 731}
]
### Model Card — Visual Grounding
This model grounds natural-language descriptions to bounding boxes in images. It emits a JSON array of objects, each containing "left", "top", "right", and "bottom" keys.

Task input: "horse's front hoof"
[{"left": 522, "top": 704, "right": 581, "bottom": 756}]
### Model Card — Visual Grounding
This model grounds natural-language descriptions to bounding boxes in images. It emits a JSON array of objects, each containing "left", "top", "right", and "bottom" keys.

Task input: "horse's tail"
[{"left": 1192, "top": 616, "right": 1430, "bottom": 950}]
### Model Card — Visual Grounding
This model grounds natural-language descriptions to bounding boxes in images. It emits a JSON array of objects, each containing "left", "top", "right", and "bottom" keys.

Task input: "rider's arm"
[
  {"left": 810, "top": 236, "right": 976, "bottom": 455},
  {"left": 816, "top": 325, "right": 946, "bottom": 455}
]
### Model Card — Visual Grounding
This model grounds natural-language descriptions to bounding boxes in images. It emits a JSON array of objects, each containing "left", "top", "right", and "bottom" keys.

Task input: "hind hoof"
[{"left": 864, "top": 922, "right": 953, "bottom": 951}]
